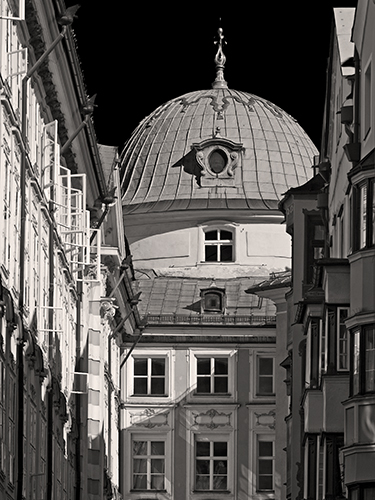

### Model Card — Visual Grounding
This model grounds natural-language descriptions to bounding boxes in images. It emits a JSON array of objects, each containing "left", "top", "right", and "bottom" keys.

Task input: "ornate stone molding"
[{"left": 192, "top": 408, "right": 232, "bottom": 429}]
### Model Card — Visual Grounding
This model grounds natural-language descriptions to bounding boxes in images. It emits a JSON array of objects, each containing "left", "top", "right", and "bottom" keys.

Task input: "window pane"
[
  {"left": 259, "top": 476, "right": 273, "bottom": 490},
  {"left": 259, "top": 358, "right": 273, "bottom": 375},
  {"left": 134, "top": 378, "right": 147, "bottom": 394},
  {"left": 214, "top": 459, "right": 227, "bottom": 473},
  {"left": 133, "top": 458, "right": 147, "bottom": 472},
  {"left": 205, "top": 245, "right": 218, "bottom": 261},
  {"left": 205, "top": 230, "right": 218, "bottom": 241},
  {"left": 196, "top": 475, "right": 209, "bottom": 490},
  {"left": 151, "top": 475, "right": 164, "bottom": 489},
  {"left": 133, "top": 474, "right": 147, "bottom": 489},
  {"left": 215, "top": 358, "right": 228, "bottom": 374},
  {"left": 133, "top": 441, "right": 147, "bottom": 455},
  {"left": 259, "top": 460, "right": 273, "bottom": 474},
  {"left": 259, "top": 441, "right": 273, "bottom": 457},
  {"left": 151, "top": 459, "right": 165, "bottom": 473},
  {"left": 151, "top": 377, "right": 165, "bottom": 395},
  {"left": 213, "top": 475, "right": 227, "bottom": 490},
  {"left": 220, "top": 230, "right": 232, "bottom": 240},
  {"left": 258, "top": 377, "right": 273, "bottom": 394},
  {"left": 360, "top": 184, "right": 367, "bottom": 248},
  {"left": 197, "top": 377, "right": 210, "bottom": 393},
  {"left": 196, "top": 459, "right": 210, "bottom": 474},
  {"left": 196, "top": 442, "right": 210, "bottom": 456},
  {"left": 220, "top": 245, "right": 233, "bottom": 262},
  {"left": 205, "top": 293, "right": 221, "bottom": 311},
  {"left": 209, "top": 150, "right": 227, "bottom": 174},
  {"left": 197, "top": 358, "right": 211, "bottom": 374},
  {"left": 151, "top": 442, "right": 164, "bottom": 455},
  {"left": 134, "top": 358, "right": 147, "bottom": 375},
  {"left": 214, "top": 377, "right": 228, "bottom": 393},
  {"left": 151, "top": 358, "right": 165, "bottom": 375},
  {"left": 353, "top": 330, "right": 360, "bottom": 394},
  {"left": 214, "top": 442, "right": 227, "bottom": 456}
]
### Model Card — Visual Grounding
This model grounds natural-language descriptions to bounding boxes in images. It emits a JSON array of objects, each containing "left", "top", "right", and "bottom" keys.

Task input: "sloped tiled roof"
[
  {"left": 120, "top": 88, "right": 318, "bottom": 214},
  {"left": 135, "top": 275, "right": 276, "bottom": 320}
]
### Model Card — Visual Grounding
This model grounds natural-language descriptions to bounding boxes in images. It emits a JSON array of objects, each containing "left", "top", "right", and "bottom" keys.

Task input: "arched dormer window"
[
  {"left": 204, "top": 228, "right": 233, "bottom": 262},
  {"left": 200, "top": 287, "right": 226, "bottom": 314}
]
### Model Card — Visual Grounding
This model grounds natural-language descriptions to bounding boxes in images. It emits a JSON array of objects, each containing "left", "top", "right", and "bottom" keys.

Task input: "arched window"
[{"left": 204, "top": 229, "right": 233, "bottom": 262}]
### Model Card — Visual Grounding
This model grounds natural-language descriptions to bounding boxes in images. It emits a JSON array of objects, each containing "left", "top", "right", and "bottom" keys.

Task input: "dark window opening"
[{"left": 209, "top": 149, "right": 227, "bottom": 174}]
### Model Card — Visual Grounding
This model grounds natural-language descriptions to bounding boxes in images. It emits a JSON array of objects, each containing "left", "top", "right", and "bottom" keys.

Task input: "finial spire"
[{"left": 212, "top": 25, "right": 228, "bottom": 89}]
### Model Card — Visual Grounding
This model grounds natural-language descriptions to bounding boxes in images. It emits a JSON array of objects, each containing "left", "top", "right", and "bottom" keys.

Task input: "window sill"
[
  {"left": 193, "top": 490, "right": 231, "bottom": 494},
  {"left": 131, "top": 489, "right": 167, "bottom": 493},
  {"left": 131, "top": 394, "right": 168, "bottom": 398}
]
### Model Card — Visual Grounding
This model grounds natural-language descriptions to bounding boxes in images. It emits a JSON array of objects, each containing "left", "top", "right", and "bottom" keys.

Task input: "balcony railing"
[{"left": 143, "top": 313, "right": 276, "bottom": 326}]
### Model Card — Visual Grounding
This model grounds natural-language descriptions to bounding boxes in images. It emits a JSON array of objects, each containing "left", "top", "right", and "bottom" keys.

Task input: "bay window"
[
  {"left": 350, "top": 324, "right": 375, "bottom": 395},
  {"left": 352, "top": 178, "right": 375, "bottom": 250}
]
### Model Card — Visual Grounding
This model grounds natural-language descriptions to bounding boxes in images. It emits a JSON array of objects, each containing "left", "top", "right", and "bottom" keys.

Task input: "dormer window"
[
  {"left": 204, "top": 229, "right": 233, "bottom": 262},
  {"left": 201, "top": 286, "right": 226, "bottom": 314},
  {"left": 209, "top": 149, "right": 227, "bottom": 174}
]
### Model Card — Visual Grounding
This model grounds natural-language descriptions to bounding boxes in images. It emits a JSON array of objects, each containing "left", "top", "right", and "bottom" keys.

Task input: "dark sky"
[{"left": 70, "top": 1, "right": 357, "bottom": 152}]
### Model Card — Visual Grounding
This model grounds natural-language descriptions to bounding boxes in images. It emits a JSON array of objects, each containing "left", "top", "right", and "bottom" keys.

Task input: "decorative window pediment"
[{"left": 192, "top": 137, "right": 243, "bottom": 188}]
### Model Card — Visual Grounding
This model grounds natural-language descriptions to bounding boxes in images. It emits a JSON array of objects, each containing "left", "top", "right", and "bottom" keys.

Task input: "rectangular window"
[
  {"left": 132, "top": 440, "right": 165, "bottom": 490},
  {"left": 351, "top": 324, "right": 375, "bottom": 395},
  {"left": 337, "top": 308, "right": 350, "bottom": 371},
  {"left": 305, "top": 215, "right": 325, "bottom": 284},
  {"left": 204, "top": 229, "right": 233, "bottom": 262},
  {"left": 257, "top": 357, "right": 274, "bottom": 395},
  {"left": 196, "top": 357, "right": 228, "bottom": 394},
  {"left": 257, "top": 438, "right": 274, "bottom": 491},
  {"left": 359, "top": 183, "right": 367, "bottom": 249},
  {"left": 364, "top": 61, "right": 372, "bottom": 139},
  {"left": 133, "top": 357, "right": 166, "bottom": 396},
  {"left": 195, "top": 439, "right": 228, "bottom": 491}
]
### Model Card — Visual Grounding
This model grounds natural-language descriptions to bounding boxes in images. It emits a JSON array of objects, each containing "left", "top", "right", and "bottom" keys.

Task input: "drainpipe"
[{"left": 75, "top": 280, "right": 83, "bottom": 500}]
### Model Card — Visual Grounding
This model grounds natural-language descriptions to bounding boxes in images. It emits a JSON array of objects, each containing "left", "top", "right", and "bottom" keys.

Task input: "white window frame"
[
  {"left": 250, "top": 349, "right": 276, "bottom": 400},
  {"left": 337, "top": 307, "right": 350, "bottom": 371},
  {"left": 192, "top": 433, "right": 233, "bottom": 494},
  {"left": 189, "top": 348, "right": 236, "bottom": 402},
  {"left": 129, "top": 432, "right": 171, "bottom": 493},
  {"left": 256, "top": 435, "right": 275, "bottom": 493},
  {"left": 132, "top": 356, "right": 167, "bottom": 396},
  {"left": 256, "top": 356, "right": 275, "bottom": 396},
  {"left": 125, "top": 349, "right": 172, "bottom": 402},
  {"left": 198, "top": 221, "right": 237, "bottom": 264}
]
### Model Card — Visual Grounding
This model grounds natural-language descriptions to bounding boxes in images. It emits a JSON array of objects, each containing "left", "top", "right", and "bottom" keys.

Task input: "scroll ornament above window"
[{"left": 192, "top": 136, "right": 243, "bottom": 188}]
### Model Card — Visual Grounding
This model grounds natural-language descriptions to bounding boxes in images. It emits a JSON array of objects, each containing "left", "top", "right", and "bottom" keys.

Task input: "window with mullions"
[
  {"left": 352, "top": 179, "right": 375, "bottom": 250},
  {"left": 132, "top": 440, "right": 165, "bottom": 490},
  {"left": 349, "top": 484, "right": 375, "bottom": 500},
  {"left": 196, "top": 357, "right": 228, "bottom": 394},
  {"left": 133, "top": 357, "right": 166, "bottom": 396},
  {"left": 257, "top": 357, "right": 275, "bottom": 396},
  {"left": 204, "top": 229, "right": 233, "bottom": 262},
  {"left": 257, "top": 438, "right": 274, "bottom": 491},
  {"left": 305, "top": 215, "right": 325, "bottom": 284},
  {"left": 195, "top": 439, "right": 228, "bottom": 491},
  {"left": 351, "top": 324, "right": 375, "bottom": 395}
]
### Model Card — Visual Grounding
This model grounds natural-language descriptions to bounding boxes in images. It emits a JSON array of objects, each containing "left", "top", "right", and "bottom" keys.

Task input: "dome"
[
  {"left": 120, "top": 32, "right": 318, "bottom": 215},
  {"left": 120, "top": 88, "right": 317, "bottom": 215}
]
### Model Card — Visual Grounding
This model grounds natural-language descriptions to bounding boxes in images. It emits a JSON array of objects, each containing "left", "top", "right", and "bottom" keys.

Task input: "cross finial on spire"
[{"left": 212, "top": 24, "right": 228, "bottom": 89}]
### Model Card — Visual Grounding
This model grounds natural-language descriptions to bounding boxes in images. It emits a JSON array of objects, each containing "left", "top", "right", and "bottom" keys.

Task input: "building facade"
[
  {"left": 248, "top": 4, "right": 375, "bottom": 500},
  {"left": 0, "top": 1, "right": 140, "bottom": 499},
  {"left": 118, "top": 28, "right": 317, "bottom": 500}
]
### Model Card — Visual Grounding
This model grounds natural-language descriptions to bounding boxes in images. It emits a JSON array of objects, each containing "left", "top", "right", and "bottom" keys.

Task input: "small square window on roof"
[{"left": 200, "top": 286, "right": 226, "bottom": 314}]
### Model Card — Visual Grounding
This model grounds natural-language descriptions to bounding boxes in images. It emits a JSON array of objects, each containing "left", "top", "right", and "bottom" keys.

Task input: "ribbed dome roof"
[{"left": 120, "top": 87, "right": 318, "bottom": 214}]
